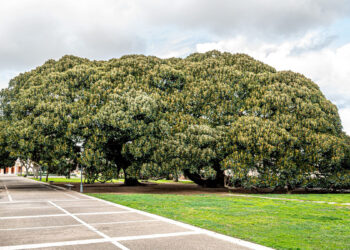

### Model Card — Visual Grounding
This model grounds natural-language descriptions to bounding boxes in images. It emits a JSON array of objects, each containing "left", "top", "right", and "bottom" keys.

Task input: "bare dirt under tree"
[
  {"left": 52, "top": 182, "right": 350, "bottom": 194},
  {"left": 54, "top": 182, "right": 228, "bottom": 195}
]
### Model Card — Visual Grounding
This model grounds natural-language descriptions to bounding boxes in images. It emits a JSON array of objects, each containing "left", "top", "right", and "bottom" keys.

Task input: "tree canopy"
[{"left": 1, "top": 50, "right": 349, "bottom": 189}]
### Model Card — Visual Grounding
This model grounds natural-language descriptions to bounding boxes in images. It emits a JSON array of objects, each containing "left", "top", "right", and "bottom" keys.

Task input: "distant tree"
[
  {"left": 0, "top": 120, "right": 14, "bottom": 168},
  {"left": 1, "top": 51, "right": 348, "bottom": 189}
]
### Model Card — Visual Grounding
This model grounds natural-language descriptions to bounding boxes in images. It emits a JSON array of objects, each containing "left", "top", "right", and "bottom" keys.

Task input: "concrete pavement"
[{"left": 0, "top": 176, "right": 272, "bottom": 250}]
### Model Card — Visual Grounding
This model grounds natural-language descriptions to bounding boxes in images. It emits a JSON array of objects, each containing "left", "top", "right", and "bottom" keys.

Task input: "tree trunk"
[
  {"left": 123, "top": 168, "right": 142, "bottom": 186},
  {"left": 286, "top": 184, "right": 293, "bottom": 194},
  {"left": 183, "top": 169, "right": 206, "bottom": 186},
  {"left": 45, "top": 170, "right": 49, "bottom": 182},
  {"left": 21, "top": 159, "right": 29, "bottom": 177},
  {"left": 214, "top": 168, "right": 226, "bottom": 187},
  {"left": 114, "top": 167, "right": 121, "bottom": 181},
  {"left": 174, "top": 169, "right": 179, "bottom": 182},
  {"left": 34, "top": 167, "right": 39, "bottom": 179},
  {"left": 124, "top": 177, "right": 141, "bottom": 185},
  {"left": 184, "top": 168, "right": 225, "bottom": 188}
]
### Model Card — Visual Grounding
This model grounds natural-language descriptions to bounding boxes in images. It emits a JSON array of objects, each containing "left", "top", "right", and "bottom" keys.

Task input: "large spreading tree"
[{"left": 1, "top": 51, "right": 349, "bottom": 189}]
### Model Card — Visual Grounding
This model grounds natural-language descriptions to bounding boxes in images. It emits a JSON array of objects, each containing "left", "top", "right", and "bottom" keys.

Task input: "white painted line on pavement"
[
  {"left": 0, "top": 206, "right": 54, "bottom": 210},
  {"left": 48, "top": 204, "right": 113, "bottom": 208},
  {"left": 114, "top": 231, "right": 201, "bottom": 241},
  {"left": 49, "top": 201, "right": 129, "bottom": 250},
  {"left": 44, "top": 184, "right": 80, "bottom": 200},
  {"left": 4, "top": 185, "right": 13, "bottom": 202},
  {"left": 0, "top": 223, "right": 83, "bottom": 231},
  {"left": 23, "top": 176, "right": 87, "bottom": 200},
  {"left": 87, "top": 195, "right": 203, "bottom": 232},
  {"left": 91, "top": 219, "right": 159, "bottom": 226},
  {"left": 1, "top": 176, "right": 273, "bottom": 249},
  {"left": 0, "top": 219, "right": 159, "bottom": 231},
  {"left": 73, "top": 211, "right": 133, "bottom": 216},
  {"left": 0, "top": 210, "right": 133, "bottom": 220},
  {"left": 0, "top": 214, "right": 69, "bottom": 220},
  {"left": 0, "top": 238, "right": 109, "bottom": 250},
  {"left": 8, "top": 176, "right": 96, "bottom": 201},
  {"left": 0, "top": 231, "right": 200, "bottom": 250},
  {"left": 0, "top": 198, "right": 92, "bottom": 204},
  {"left": 22, "top": 176, "right": 66, "bottom": 191},
  {"left": 87, "top": 194, "right": 274, "bottom": 250},
  {"left": 48, "top": 184, "right": 68, "bottom": 191}
]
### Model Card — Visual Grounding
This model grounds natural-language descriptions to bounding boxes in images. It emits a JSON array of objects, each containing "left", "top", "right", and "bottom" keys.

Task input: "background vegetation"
[
  {"left": 1, "top": 51, "right": 349, "bottom": 190},
  {"left": 90, "top": 193, "right": 350, "bottom": 250}
]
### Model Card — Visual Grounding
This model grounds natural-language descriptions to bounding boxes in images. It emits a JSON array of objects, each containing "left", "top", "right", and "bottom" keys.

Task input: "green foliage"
[
  {"left": 90, "top": 193, "right": 350, "bottom": 250},
  {"left": 1, "top": 50, "right": 349, "bottom": 187},
  {"left": 0, "top": 119, "right": 15, "bottom": 167}
]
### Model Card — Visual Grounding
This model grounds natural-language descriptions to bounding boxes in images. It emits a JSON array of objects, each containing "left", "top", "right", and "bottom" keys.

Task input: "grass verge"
[
  {"left": 147, "top": 179, "right": 194, "bottom": 184},
  {"left": 31, "top": 177, "right": 193, "bottom": 184},
  {"left": 249, "top": 193, "right": 350, "bottom": 203},
  {"left": 31, "top": 177, "right": 122, "bottom": 183},
  {"left": 88, "top": 193, "right": 350, "bottom": 250}
]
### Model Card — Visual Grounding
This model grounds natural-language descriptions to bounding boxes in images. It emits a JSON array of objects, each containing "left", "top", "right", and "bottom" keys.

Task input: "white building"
[{"left": 0, "top": 158, "right": 38, "bottom": 176}]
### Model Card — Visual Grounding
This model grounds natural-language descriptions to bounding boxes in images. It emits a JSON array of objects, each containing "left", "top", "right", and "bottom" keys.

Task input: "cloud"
[
  {"left": 196, "top": 32, "right": 350, "bottom": 134},
  {"left": 0, "top": 0, "right": 147, "bottom": 71},
  {"left": 290, "top": 33, "right": 337, "bottom": 55},
  {"left": 140, "top": 0, "right": 350, "bottom": 38},
  {"left": 1, "top": 0, "right": 349, "bottom": 72},
  {"left": 339, "top": 108, "right": 350, "bottom": 135},
  {"left": 0, "top": 0, "right": 349, "bottom": 134}
]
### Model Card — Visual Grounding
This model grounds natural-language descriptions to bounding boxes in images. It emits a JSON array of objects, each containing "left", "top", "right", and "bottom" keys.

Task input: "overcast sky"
[{"left": 1, "top": 0, "right": 350, "bottom": 134}]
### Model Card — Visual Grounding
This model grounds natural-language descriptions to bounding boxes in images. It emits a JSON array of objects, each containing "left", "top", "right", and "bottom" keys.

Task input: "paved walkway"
[{"left": 0, "top": 176, "right": 272, "bottom": 250}]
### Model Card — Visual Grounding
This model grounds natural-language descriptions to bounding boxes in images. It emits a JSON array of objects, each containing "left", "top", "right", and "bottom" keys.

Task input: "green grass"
[
  {"left": 88, "top": 193, "right": 350, "bottom": 250},
  {"left": 31, "top": 177, "right": 82, "bottom": 183},
  {"left": 147, "top": 179, "right": 194, "bottom": 184},
  {"left": 249, "top": 193, "right": 350, "bottom": 203},
  {"left": 31, "top": 177, "right": 124, "bottom": 183},
  {"left": 31, "top": 177, "right": 193, "bottom": 184}
]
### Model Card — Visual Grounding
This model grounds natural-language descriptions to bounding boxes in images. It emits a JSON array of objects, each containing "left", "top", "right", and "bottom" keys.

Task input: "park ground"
[
  {"left": 89, "top": 193, "right": 350, "bottom": 250},
  {"left": 34, "top": 177, "right": 350, "bottom": 249},
  {"left": 0, "top": 176, "right": 269, "bottom": 250}
]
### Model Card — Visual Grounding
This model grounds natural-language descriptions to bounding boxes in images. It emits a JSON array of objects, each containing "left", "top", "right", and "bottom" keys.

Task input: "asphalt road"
[{"left": 0, "top": 176, "right": 272, "bottom": 250}]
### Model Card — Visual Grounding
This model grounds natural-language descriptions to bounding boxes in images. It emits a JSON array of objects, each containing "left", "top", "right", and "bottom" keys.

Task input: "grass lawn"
[
  {"left": 31, "top": 177, "right": 193, "bottom": 184},
  {"left": 88, "top": 193, "right": 350, "bottom": 250},
  {"left": 31, "top": 177, "right": 122, "bottom": 183},
  {"left": 249, "top": 193, "right": 350, "bottom": 203},
  {"left": 147, "top": 179, "right": 194, "bottom": 184}
]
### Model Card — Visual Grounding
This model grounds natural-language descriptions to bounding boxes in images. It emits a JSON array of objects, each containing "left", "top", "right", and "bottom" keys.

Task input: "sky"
[{"left": 1, "top": 0, "right": 350, "bottom": 134}]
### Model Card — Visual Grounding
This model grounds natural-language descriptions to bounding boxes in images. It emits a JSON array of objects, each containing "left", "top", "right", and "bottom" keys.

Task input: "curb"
[{"left": 26, "top": 176, "right": 274, "bottom": 250}]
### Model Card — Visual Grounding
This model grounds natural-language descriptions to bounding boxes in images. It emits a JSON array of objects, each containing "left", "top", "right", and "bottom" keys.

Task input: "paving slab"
[
  {"left": 0, "top": 182, "right": 9, "bottom": 202},
  {"left": 0, "top": 206, "right": 62, "bottom": 217},
  {"left": 0, "top": 225, "right": 101, "bottom": 246},
  {"left": 0, "top": 193, "right": 9, "bottom": 202},
  {"left": 0, "top": 201, "right": 50, "bottom": 209},
  {"left": 54, "top": 199, "right": 109, "bottom": 207},
  {"left": 120, "top": 234, "right": 250, "bottom": 250},
  {"left": 60, "top": 204, "right": 127, "bottom": 214},
  {"left": 0, "top": 176, "right": 271, "bottom": 250},
  {"left": 0, "top": 215, "right": 78, "bottom": 229},
  {"left": 9, "top": 191, "right": 77, "bottom": 201},
  {"left": 95, "top": 220, "right": 192, "bottom": 237},
  {"left": 37, "top": 242, "right": 119, "bottom": 250},
  {"left": 77, "top": 212, "right": 154, "bottom": 224}
]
